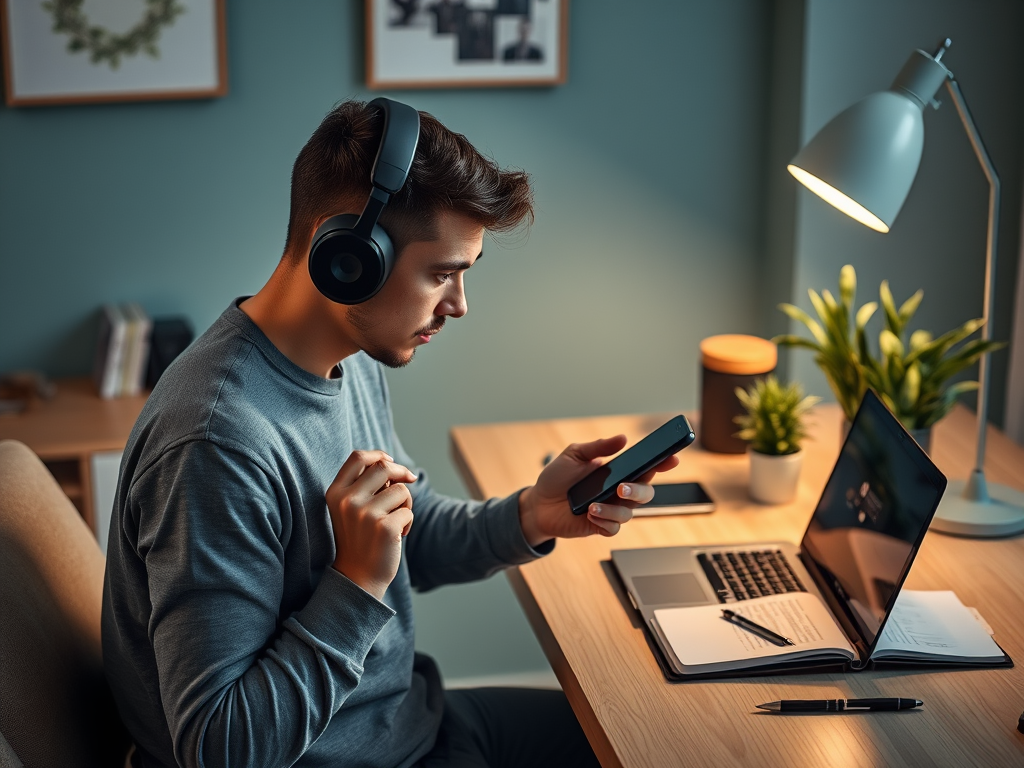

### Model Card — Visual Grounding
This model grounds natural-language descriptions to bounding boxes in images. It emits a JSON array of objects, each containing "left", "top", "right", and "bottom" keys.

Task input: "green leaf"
[
  {"left": 898, "top": 289, "right": 924, "bottom": 326},
  {"left": 879, "top": 329, "right": 904, "bottom": 359},
  {"left": 808, "top": 290, "right": 830, "bottom": 330},
  {"left": 908, "top": 329, "right": 932, "bottom": 352},
  {"left": 879, "top": 281, "right": 901, "bottom": 335},
  {"left": 778, "top": 303, "right": 829, "bottom": 347},
  {"left": 839, "top": 265, "right": 856, "bottom": 312},
  {"left": 880, "top": 391, "right": 898, "bottom": 414},
  {"left": 900, "top": 361, "right": 921, "bottom": 413},
  {"left": 772, "top": 334, "right": 821, "bottom": 352},
  {"left": 916, "top": 318, "right": 985, "bottom": 364},
  {"left": 810, "top": 290, "right": 851, "bottom": 356},
  {"left": 927, "top": 339, "right": 1005, "bottom": 383},
  {"left": 822, "top": 290, "right": 849, "bottom": 342},
  {"left": 855, "top": 301, "right": 877, "bottom": 330}
]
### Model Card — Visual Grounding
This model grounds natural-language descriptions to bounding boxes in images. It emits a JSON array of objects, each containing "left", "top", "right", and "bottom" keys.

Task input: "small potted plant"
[{"left": 735, "top": 376, "right": 820, "bottom": 505}]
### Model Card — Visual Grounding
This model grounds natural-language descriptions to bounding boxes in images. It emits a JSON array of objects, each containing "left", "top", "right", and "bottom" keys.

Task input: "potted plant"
[
  {"left": 774, "top": 265, "right": 1004, "bottom": 452},
  {"left": 735, "top": 376, "right": 820, "bottom": 504}
]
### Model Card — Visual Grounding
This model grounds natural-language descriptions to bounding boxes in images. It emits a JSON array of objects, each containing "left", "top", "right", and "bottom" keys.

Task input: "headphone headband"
[{"left": 368, "top": 97, "right": 420, "bottom": 195}]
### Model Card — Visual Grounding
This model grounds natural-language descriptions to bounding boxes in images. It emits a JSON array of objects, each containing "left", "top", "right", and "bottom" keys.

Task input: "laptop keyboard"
[{"left": 696, "top": 550, "right": 807, "bottom": 603}]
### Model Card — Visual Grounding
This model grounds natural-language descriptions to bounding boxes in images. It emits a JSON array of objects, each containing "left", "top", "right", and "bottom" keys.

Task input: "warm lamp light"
[
  {"left": 789, "top": 39, "right": 1024, "bottom": 538},
  {"left": 786, "top": 166, "right": 890, "bottom": 232}
]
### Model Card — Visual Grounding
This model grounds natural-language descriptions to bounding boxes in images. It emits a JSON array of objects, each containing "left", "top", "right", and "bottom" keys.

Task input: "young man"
[{"left": 102, "top": 100, "right": 677, "bottom": 768}]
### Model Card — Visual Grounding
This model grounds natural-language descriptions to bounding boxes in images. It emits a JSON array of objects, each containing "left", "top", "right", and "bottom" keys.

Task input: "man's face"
[{"left": 345, "top": 211, "right": 484, "bottom": 368}]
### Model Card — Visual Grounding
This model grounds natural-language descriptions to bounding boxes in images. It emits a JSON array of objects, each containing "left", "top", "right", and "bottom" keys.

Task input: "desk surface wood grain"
[{"left": 450, "top": 405, "right": 1024, "bottom": 768}]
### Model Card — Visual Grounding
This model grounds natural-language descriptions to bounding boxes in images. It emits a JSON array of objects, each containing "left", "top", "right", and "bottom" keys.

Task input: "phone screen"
[
  {"left": 567, "top": 415, "right": 694, "bottom": 514},
  {"left": 647, "top": 482, "right": 714, "bottom": 508}
]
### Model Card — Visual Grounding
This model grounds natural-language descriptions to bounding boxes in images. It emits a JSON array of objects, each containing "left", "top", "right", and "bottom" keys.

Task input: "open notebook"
[{"left": 651, "top": 590, "right": 1006, "bottom": 677}]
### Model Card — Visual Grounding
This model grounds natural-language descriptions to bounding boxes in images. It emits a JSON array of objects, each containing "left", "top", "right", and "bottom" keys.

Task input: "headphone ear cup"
[{"left": 308, "top": 215, "right": 395, "bottom": 304}]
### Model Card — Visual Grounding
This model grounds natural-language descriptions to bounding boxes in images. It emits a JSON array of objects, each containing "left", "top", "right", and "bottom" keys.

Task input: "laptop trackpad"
[{"left": 633, "top": 573, "right": 707, "bottom": 606}]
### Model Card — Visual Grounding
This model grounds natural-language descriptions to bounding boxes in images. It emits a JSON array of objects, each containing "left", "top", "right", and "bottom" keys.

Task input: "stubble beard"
[{"left": 348, "top": 306, "right": 444, "bottom": 370}]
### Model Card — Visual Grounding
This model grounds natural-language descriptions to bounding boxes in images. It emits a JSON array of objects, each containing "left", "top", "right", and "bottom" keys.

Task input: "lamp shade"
[{"left": 788, "top": 49, "right": 951, "bottom": 233}]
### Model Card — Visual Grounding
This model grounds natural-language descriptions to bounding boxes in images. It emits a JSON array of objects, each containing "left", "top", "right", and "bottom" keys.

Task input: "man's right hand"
[{"left": 326, "top": 450, "right": 417, "bottom": 601}]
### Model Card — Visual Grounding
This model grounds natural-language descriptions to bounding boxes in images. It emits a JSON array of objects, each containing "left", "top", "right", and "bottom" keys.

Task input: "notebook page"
[
  {"left": 653, "top": 592, "right": 855, "bottom": 671},
  {"left": 873, "top": 590, "right": 1004, "bottom": 660}
]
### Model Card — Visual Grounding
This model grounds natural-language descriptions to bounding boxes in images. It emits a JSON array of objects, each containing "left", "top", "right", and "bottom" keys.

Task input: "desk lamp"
[{"left": 787, "top": 38, "right": 1024, "bottom": 538}]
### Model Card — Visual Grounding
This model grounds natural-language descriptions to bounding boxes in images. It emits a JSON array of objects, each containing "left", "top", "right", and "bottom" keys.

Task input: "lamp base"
[{"left": 930, "top": 472, "right": 1024, "bottom": 538}]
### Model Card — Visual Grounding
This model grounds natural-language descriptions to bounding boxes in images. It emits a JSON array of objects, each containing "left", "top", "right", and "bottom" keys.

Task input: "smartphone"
[
  {"left": 634, "top": 482, "right": 716, "bottom": 516},
  {"left": 567, "top": 415, "right": 695, "bottom": 515}
]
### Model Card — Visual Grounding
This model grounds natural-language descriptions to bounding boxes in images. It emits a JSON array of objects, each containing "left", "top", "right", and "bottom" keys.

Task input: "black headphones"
[{"left": 308, "top": 97, "right": 421, "bottom": 304}]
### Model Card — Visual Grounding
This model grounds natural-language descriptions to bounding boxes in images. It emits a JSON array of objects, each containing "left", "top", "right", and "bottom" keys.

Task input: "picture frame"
[
  {"left": 366, "top": 0, "right": 568, "bottom": 90},
  {"left": 1, "top": 0, "right": 228, "bottom": 106}
]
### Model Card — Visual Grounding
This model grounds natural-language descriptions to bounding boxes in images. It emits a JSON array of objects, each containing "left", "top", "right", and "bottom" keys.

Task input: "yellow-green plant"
[
  {"left": 775, "top": 265, "right": 1004, "bottom": 429},
  {"left": 734, "top": 376, "right": 820, "bottom": 456}
]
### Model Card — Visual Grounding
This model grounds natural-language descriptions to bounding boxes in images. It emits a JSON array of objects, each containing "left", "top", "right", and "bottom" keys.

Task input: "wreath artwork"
[{"left": 42, "top": 0, "right": 186, "bottom": 69}]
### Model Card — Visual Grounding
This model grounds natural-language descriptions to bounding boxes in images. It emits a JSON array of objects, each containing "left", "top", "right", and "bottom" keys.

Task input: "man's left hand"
[{"left": 518, "top": 435, "right": 680, "bottom": 547}]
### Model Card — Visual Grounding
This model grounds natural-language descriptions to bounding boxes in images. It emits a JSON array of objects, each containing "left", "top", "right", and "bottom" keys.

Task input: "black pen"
[
  {"left": 757, "top": 698, "right": 923, "bottom": 712},
  {"left": 721, "top": 609, "right": 795, "bottom": 647}
]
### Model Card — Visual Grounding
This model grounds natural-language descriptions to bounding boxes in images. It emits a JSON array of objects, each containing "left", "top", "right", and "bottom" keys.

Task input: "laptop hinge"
[{"left": 798, "top": 551, "right": 872, "bottom": 666}]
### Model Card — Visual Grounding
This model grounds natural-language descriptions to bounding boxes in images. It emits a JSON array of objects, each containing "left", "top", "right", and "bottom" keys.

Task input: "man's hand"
[
  {"left": 326, "top": 450, "right": 417, "bottom": 601},
  {"left": 517, "top": 436, "right": 680, "bottom": 547}
]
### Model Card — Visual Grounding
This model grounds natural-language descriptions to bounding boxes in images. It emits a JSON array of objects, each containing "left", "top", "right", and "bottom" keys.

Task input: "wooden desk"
[
  {"left": 0, "top": 377, "right": 147, "bottom": 531},
  {"left": 450, "top": 405, "right": 1024, "bottom": 768}
]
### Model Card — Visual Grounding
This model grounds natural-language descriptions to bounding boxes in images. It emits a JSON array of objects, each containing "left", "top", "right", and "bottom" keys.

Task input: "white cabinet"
[{"left": 90, "top": 451, "right": 122, "bottom": 555}]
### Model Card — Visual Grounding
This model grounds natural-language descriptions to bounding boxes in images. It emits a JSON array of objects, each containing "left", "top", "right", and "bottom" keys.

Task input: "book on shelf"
[
  {"left": 93, "top": 304, "right": 127, "bottom": 399},
  {"left": 92, "top": 303, "right": 151, "bottom": 399},
  {"left": 649, "top": 590, "right": 1010, "bottom": 678},
  {"left": 121, "top": 303, "right": 152, "bottom": 397}
]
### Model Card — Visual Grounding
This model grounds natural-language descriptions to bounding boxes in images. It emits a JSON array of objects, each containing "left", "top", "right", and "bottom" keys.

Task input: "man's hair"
[{"left": 284, "top": 100, "right": 534, "bottom": 259}]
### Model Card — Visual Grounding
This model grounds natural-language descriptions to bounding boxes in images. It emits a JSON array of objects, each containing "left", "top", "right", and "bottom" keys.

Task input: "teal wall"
[{"left": 0, "top": 1, "right": 771, "bottom": 680}]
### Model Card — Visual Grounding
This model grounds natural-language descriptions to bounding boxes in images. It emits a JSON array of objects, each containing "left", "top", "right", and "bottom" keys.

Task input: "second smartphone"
[
  {"left": 634, "top": 481, "right": 715, "bottom": 515},
  {"left": 567, "top": 415, "right": 696, "bottom": 515}
]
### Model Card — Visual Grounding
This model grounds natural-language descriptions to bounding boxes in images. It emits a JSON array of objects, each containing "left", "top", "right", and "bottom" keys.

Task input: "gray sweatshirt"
[{"left": 101, "top": 299, "right": 550, "bottom": 768}]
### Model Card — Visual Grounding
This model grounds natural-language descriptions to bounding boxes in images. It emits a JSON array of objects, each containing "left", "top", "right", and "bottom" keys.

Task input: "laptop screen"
[{"left": 799, "top": 389, "right": 947, "bottom": 653}]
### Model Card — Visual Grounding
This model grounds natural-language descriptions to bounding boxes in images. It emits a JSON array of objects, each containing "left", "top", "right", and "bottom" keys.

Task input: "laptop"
[{"left": 611, "top": 389, "right": 948, "bottom": 676}]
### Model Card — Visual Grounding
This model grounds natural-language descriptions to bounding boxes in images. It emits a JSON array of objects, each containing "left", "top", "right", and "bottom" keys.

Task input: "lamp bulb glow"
[{"left": 787, "top": 164, "right": 890, "bottom": 233}]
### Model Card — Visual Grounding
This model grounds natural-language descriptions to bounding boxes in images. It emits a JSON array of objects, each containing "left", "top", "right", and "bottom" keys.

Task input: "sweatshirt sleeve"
[
  {"left": 392, "top": 430, "right": 554, "bottom": 592},
  {"left": 131, "top": 440, "right": 394, "bottom": 768}
]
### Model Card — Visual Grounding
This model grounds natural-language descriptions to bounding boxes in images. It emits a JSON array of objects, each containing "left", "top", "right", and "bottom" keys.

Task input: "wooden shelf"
[{"left": 0, "top": 378, "right": 147, "bottom": 532}]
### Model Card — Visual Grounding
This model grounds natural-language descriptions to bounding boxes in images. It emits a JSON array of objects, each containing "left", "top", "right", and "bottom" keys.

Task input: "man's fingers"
[
  {"left": 368, "top": 482, "right": 413, "bottom": 517},
  {"left": 589, "top": 502, "right": 634, "bottom": 524},
  {"left": 586, "top": 506, "right": 622, "bottom": 536},
  {"left": 389, "top": 506, "right": 415, "bottom": 538},
  {"left": 351, "top": 460, "right": 417, "bottom": 499},
  {"left": 564, "top": 434, "right": 628, "bottom": 464},
  {"left": 333, "top": 450, "right": 395, "bottom": 488},
  {"left": 616, "top": 482, "right": 655, "bottom": 505}
]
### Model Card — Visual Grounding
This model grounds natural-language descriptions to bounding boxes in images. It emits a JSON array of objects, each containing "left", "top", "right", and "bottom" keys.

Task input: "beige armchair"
[{"left": 0, "top": 440, "right": 131, "bottom": 768}]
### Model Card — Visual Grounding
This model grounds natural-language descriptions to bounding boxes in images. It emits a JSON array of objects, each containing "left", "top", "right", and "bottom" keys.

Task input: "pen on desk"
[
  {"left": 721, "top": 609, "right": 795, "bottom": 647},
  {"left": 756, "top": 698, "right": 923, "bottom": 713}
]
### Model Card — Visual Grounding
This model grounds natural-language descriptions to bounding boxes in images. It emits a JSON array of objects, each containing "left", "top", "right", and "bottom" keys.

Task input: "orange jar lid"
[{"left": 700, "top": 334, "right": 777, "bottom": 375}]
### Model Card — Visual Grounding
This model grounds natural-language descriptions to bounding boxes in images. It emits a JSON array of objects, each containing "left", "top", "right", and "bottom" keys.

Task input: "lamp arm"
[{"left": 944, "top": 78, "right": 1000, "bottom": 481}]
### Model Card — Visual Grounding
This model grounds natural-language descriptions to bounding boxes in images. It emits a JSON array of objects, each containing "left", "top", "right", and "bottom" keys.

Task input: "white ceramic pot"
[{"left": 748, "top": 449, "right": 803, "bottom": 505}]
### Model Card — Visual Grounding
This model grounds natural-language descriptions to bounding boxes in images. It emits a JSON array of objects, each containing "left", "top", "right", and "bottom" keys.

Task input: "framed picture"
[
  {"left": 1, "top": 0, "right": 227, "bottom": 106},
  {"left": 366, "top": 0, "right": 568, "bottom": 89}
]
